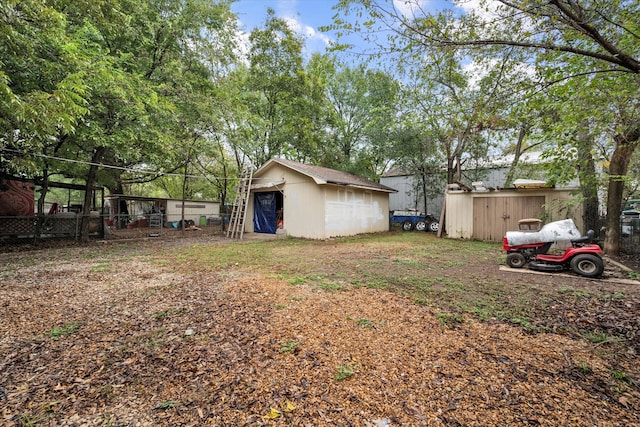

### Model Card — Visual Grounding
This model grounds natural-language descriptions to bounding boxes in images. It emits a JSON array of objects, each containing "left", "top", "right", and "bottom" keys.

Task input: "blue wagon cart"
[{"left": 390, "top": 209, "right": 439, "bottom": 232}]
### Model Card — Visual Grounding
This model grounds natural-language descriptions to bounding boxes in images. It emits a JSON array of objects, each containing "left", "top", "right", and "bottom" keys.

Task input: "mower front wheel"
[
  {"left": 570, "top": 254, "right": 604, "bottom": 278},
  {"left": 506, "top": 252, "right": 527, "bottom": 269}
]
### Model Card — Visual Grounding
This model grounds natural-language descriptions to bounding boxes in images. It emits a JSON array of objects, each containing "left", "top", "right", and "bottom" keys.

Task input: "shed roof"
[{"left": 255, "top": 158, "right": 397, "bottom": 193}]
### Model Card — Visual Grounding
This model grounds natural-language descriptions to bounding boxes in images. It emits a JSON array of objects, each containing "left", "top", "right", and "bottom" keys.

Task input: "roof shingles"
[{"left": 260, "top": 158, "right": 396, "bottom": 193}]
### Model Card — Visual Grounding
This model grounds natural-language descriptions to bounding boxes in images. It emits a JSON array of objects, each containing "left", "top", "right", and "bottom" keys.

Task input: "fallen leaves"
[
  {"left": 264, "top": 399, "right": 296, "bottom": 419},
  {"left": 0, "top": 239, "right": 638, "bottom": 425}
]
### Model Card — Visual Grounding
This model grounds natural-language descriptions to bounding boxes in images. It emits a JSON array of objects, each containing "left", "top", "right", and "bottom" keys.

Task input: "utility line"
[{"left": 0, "top": 147, "right": 253, "bottom": 181}]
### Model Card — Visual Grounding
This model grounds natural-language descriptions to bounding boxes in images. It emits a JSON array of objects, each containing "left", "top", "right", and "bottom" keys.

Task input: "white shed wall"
[
  {"left": 444, "top": 192, "right": 475, "bottom": 239},
  {"left": 284, "top": 178, "right": 325, "bottom": 239},
  {"left": 324, "top": 186, "right": 390, "bottom": 238}
]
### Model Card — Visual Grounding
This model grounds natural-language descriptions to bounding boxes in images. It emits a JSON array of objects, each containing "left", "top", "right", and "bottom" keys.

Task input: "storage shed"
[
  {"left": 247, "top": 158, "right": 396, "bottom": 239},
  {"left": 444, "top": 182, "right": 584, "bottom": 242},
  {"left": 105, "top": 195, "right": 220, "bottom": 228}
]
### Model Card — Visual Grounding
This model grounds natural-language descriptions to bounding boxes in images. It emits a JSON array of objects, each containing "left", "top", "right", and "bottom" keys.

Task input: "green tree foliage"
[
  {"left": 0, "top": 0, "right": 89, "bottom": 176},
  {"left": 331, "top": 0, "right": 640, "bottom": 254},
  {"left": 1, "top": 0, "right": 238, "bottom": 240},
  {"left": 323, "top": 62, "right": 400, "bottom": 179},
  {"left": 240, "top": 8, "right": 309, "bottom": 166}
]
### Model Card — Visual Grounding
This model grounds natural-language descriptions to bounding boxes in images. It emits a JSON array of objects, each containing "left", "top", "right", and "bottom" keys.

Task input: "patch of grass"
[
  {"left": 288, "top": 276, "right": 307, "bottom": 285},
  {"left": 577, "top": 361, "right": 592, "bottom": 374},
  {"left": 49, "top": 322, "right": 81, "bottom": 340},
  {"left": 335, "top": 363, "right": 359, "bottom": 380},
  {"left": 154, "top": 311, "right": 169, "bottom": 320},
  {"left": 356, "top": 318, "right": 374, "bottom": 329},
  {"left": 275, "top": 304, "right": 287, "bottom": 310},
  {"left": 20, "top": 415, "right": 36, "bottom": 427},
  {"left": 471, "top": 307, "right": 496, "bottom": 322},
  {"left": 393, "top": 258, "right": 421, "bottom": 267},
  {"left": 610, "top": 368, "right": 635, "bottom": 384},
  {"left": 317, "top": 281, "right": 344, "bottom": 292},
  {"left": 437, "top": 312, "right": 464, "bottom": 327},
  {"left": 89, "top": 262, "right": 111, "bottom": 273},
  {"left": 153, "top": 308, "right": 187, "bottom": 320},
  {"left": 583, "top": 331, "right": 625, "bottom": 345},
  {"left": 601, "top": 292, "right": 625, "bottom": 301},
  {"left": 279, "top": 339, "right": 300, "bottom": 353},
  {"left": 366, "top": 280, "right": 389, "bottom": 289},
  {"left": 558, "top": 286, "right": 591, "bottom": 298},
  {"left": 509, "top": 317, "right": 540, "bottom": 331},
  {"left": 155, "top": 401, "right": 177, "bottom": 410},
  {"left": 445, "top": 260, "right": 465, "bottom": 267},
  {"left": 585, "top": 331, "right": 609, "bottom": 343},
  {"left": 625, "top": 270, "right": 640, "bottom": 280}
]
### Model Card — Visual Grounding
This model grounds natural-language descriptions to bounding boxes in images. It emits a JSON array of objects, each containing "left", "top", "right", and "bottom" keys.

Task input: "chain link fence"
[{"left": 620, "top": 217, "right": 640, "bottom": 255}]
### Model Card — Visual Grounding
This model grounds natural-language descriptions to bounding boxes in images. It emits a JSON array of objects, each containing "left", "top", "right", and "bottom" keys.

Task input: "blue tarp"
[{"left": 254, "top": 192, "right": 277, "bottom": 234}]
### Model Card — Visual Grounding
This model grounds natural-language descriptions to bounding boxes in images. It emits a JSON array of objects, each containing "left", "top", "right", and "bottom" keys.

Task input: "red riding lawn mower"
[{"left": 503, "top": 219, "right": 605, "bottom": 278}]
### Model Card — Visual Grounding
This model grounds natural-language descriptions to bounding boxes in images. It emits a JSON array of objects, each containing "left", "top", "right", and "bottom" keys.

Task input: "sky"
[
  {"left": 231, "top": 0, "right": 340, "bottom": 56},
  {"left": 229, "top": 0, "right": 463, "bottom": 63}
]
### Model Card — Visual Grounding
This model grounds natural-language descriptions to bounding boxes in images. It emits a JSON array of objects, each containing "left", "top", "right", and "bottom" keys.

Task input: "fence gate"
[{"left": 473, "top": 196, "right": 545, "bottom": 241}]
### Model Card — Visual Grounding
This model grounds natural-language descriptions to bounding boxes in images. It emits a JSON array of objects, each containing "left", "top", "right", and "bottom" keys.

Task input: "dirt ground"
[{"left": 1, "top": 232, "right": 639, "bottom": 426}]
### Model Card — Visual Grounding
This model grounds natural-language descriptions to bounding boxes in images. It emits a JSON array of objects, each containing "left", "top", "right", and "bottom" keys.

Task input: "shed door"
[
  {"left": 253, "top": 191, "right": 284, "bottom": 234},
  {"left": 473, "top": 196, "right": 545, "bottom": 241},
  {"left": 254, "top": 192, "right": 277, "bottom": 234}
]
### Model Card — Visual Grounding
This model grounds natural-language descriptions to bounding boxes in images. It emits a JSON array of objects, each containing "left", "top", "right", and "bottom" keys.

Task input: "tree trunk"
[
  {"left": 604, "top": 127, "right": 640, "bottom": 255},
  {"left": 576, "top": 127, "right": 599, "bottom": 234},
  {"left": 420, "top": 169, "right": 428, "bottom": 213},
  {"left": 80, "top": 147, "right": 106, "bottom": 243},
  {"left": 503, "top": 124, "right": 528, "bottom": 188}
]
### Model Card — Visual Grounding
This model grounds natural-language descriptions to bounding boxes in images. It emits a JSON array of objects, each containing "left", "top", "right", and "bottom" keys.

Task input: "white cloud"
[
  {"left": 454, "top": 0, "right": 500, "bottom": 18},
  {"left": 283, "top": 16, "right": 332, "bottom": 47},
  {"left": 392, "top": 0, "right": 431, "bottom": 18}
]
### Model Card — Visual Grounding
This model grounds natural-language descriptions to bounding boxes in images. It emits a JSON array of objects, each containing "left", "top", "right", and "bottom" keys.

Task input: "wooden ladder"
[{"left": 226, "top": 165, "right": 253, "bottom": 239}]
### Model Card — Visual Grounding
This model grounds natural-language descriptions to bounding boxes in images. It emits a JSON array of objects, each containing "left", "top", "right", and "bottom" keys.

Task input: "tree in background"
[
  {"left": 332, "top": 0, "right": 640, "bottom": 255},
  {"left": 1, "top": 0, "right": 238, "bottom": 240},
  {"left": 323, "top": 62, "right": 400, "bottom": 179},
  {"left": 237, "top": 8, "right": 309, "bottom": 167}
]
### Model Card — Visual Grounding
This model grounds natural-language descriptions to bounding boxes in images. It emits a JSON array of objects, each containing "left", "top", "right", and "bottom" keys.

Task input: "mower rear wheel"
[
  {"left": 570, "top": 254, "right": 604, "bottom": 278},
  {"left": 415, "top": 220, "right": 427, "bottom": 231},
  {"left": 506, "top": 252, "right": 526, "bottom": 269},
  {"left": 428, "top": 221, "right": 439, "bottom": 232}
]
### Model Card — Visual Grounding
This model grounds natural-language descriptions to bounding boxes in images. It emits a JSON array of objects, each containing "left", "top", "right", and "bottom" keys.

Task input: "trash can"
[{"left": 199, "top": 215, "right": 207, "bottom": 227}]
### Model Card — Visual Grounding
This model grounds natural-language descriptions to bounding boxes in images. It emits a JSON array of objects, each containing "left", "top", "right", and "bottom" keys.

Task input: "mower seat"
[{"left": 571, "top": 229, "right": 595, "bottom": 245}]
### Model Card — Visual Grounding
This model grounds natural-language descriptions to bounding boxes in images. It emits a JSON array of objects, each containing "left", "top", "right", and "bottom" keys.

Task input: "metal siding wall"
[
  {"left": 381, "top": 174, "right": 446, "bottom": 215},
  {"left": 384, "top": 176, "right": 420, "bottom": 211}
]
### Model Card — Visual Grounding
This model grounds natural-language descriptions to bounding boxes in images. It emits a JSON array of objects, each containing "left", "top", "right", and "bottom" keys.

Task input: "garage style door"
[{"left": 473, "top": 196, "right": 545, "bottom": 241}]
